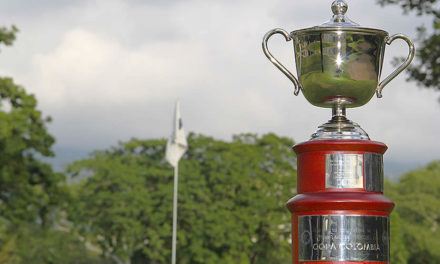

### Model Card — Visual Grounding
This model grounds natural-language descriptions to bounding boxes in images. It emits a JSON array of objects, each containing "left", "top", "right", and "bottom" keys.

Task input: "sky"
[{"left": 0, "top": 0, "right": 438, "bottom": 177}]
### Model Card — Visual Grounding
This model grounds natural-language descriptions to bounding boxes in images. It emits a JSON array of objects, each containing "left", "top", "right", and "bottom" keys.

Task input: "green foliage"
[
  {"left": 0, "top": 223, "right": 19, "bottom": 264},
  {"left": 0, "top": 76, "right": 68, "bottom": 228},
  {"left": 68, "top": 133, "right": 297, "bottom": 263},
  {"left": 0, "top": 25, "right": 68, "bottom": 229},
  {"left": 0, "top": 15, "right": 438, "bottom": 264},
  {"left": 0, "top": 25, "right": 18, "bottom": 47},
  {"left": 10, "top": 224, "right": 105, "bottom": 264},
  {"left": 67, "top": 131, "right": 440, "bottom": 264},
  {"left": 377, "top": 0, "right": 440, "bottom": 16},
  {"left": 377, "top": 0, "right": 440, "bottom": 98},
  {"left": 385, "top": 161, "right": 440, "bottom": 264},
  {"left": 0, "top": 25, "right": 82, "bottom": 263}
]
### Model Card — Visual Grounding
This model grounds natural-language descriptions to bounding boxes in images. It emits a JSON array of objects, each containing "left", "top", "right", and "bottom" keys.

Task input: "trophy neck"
[{"left": 310, "top": 105, "right": 370, "bottom": 140}]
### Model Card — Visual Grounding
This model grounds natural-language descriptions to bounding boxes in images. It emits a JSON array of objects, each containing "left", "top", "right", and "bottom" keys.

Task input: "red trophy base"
[{"left": 287, "top": 140, "right": 394, "bottom": 264}]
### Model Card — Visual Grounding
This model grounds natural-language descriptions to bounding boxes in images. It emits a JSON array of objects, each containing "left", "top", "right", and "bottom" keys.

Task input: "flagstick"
[{"left": 171, "top": 162, "right": 178, "bottom": 264}]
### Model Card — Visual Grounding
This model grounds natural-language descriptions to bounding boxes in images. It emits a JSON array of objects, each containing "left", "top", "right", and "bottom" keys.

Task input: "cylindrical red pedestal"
[{"left": 287, "top": 140, "right": 394, "bottom": 264}]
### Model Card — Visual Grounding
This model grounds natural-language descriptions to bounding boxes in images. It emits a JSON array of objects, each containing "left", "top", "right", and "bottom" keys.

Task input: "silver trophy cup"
[{"left": 263, "top": 0, "right": 415, "bottom": 140}]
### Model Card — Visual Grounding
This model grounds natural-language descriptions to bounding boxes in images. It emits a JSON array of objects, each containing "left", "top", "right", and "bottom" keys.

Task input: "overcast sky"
[{"left": 0, "top": 0, "right": 438, "bottom": 175}]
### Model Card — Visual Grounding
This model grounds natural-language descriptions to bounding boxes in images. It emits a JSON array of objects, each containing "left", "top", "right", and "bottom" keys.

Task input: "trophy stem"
[
  {"left": 332, "top": 104, "right": 346, "bottom": 118},
  {"left": 310, "top": 104, "right": 370, "bottom": 140}
]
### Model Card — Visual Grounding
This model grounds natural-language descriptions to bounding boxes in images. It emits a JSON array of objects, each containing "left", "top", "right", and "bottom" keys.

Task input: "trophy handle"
[
  {"left": 262, "top": 28, "right": 301, "bottom": 96},
  {"left": 376, "top": 34, "right": 415, "bottom": 98}
]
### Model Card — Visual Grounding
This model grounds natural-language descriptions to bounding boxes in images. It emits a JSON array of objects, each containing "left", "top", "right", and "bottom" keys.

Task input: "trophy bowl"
[
  {"left": 263, "top": 1, "right": 415, "bottom": 109},
  {"left": 262, "top": 0, "right": 415, "bottom": 140}
]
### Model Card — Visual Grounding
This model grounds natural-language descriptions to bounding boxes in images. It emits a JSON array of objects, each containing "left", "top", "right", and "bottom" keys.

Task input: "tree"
[
  {"left": 67, "top": 133, "right": 298, "bottom": 264},
  {"left": 0, "top": 25, "right": 68, "bottom": 229},
  {"left": 0, "top": 25, "right": 105, "bottom": 263},
  {"left": 377, "top": 0, "right": 440, "bottom": 98},
  {"left": 9, "top": 224, "right": 106, "bottom": 264},
  {"left": 385, "top": 161, "right": 440, "bottom": 264}
]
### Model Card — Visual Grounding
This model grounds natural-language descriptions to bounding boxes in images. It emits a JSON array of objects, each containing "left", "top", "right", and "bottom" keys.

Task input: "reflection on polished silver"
[
  {"left": 262, "top": 29, "right": 301, "bottom": 95},
  {"left": 311, "top": 105, "right": 369, "bottom": 140},
  {"left": 325, "top": 153, "right": 363, "bottom": 189},
  {"left": 377, "top": 34, "right": 416, "bottom": 98},
  {"left": 324, "top": 152, "right": 385, "bottom": 191},
  {"left": 262, "top": 0, "right": 415, "bottom": 140},
  {"left": 364, "top": 152, "right": 384, "bottom": 192},
  {"left": 298, "top": 215, "right": 389, "bottom": 262},
  {"left": 321, "top": 0, "right": 359, "bottom": 27}
]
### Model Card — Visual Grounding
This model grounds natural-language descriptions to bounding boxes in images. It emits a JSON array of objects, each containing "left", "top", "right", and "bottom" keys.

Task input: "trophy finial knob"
[
  {"left": 321, "top": 0, "right": 358, "bottom": 26},
  {"left": 331, "top": 0, "right": 348, "bottom": 16}
]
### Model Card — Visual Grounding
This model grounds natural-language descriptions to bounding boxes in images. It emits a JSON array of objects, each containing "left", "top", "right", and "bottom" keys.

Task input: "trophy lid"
[
  {"left": 292, "top": 0, "right": 387, "bottom": 35},
  {"left": 320, "top": 0, "right": 359, "bottom": 27}
]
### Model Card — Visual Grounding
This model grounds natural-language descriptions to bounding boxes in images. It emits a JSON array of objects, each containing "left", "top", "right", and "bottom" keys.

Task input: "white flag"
[{"left": 165, "top": 100, "right": 188, "bottom": 167}]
